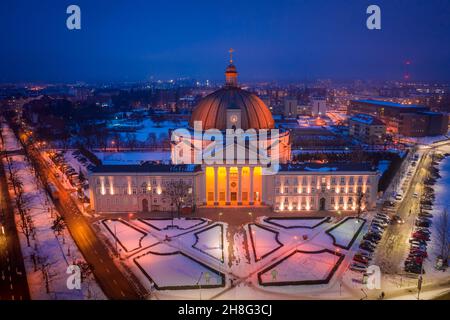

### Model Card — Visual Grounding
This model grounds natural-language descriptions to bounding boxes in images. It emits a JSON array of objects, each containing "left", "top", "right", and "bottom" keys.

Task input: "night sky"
[{"left": 1, "top": 0, "right": 450, "bottom": 83}]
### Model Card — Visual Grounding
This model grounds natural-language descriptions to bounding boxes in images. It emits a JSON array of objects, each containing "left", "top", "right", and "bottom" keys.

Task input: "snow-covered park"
[{"left": 96, "top": 214, "right": 368, "bottom": 299}]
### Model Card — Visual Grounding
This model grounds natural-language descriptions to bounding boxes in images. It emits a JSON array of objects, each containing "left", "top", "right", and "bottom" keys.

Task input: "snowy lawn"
[
  {"left": 258, "top": 249, "right": 344, "bottom": 286},
  {"left": 263, "top": 217, "right": 330, "bottom": 229},
  {"left": 192, "top": 224, "right": 225, "bottom": 262},
  {"left": 133, "top": 246, "right": 225, "bottom": 290},
  {"left": 326, "top": 217, "right": 366, "bottom": 250},
  {"left": 101, "top": 219, "right": 158, "bottom": 253},
  {"left": 248, "top": 224, "right": 283, "bottom": 262}
]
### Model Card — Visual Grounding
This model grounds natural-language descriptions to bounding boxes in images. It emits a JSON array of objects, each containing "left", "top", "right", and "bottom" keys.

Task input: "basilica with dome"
[{"left": 88, "top": 56, "right": 379, "bottom": 214}]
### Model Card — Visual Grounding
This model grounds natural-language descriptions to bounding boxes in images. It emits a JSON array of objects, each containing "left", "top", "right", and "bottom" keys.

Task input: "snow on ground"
[
  {"left": 95, "top": 151, "right": 171, "bottom": 165},
  {"left": 258, "top": 250, "right": 342, "bottom": 285},
  {"left": 101, "top": 219, "right": 158, "bottom": 253},
  {"left": 191, "top": 224, "right": 225, "bottom": 262},
  {"left": 98, "top": 218, "right": 229, "bottom": 297},
  {"left": 326, "top": 217, "right": 365, "bottom": 249},
  {"left": 133, "top": 244, "right": 224, "bottom": 290},
  {"left": 248, "top": 224, "right": 283, "bottom": 262},
  {"left": 1, "top": 122, "right": 22, "bottom": 151},
  {"left": 109, "top": 118, "right": 187, "bottom": 142},
  {"left": 423, "top": 148, "right": 450, "bottom": 280},
  {"left": 63, "top": 150, "right": 91, "bottom": 179},
  {"left": 377, "top": 160, "right": 391, "bottom": 175}
]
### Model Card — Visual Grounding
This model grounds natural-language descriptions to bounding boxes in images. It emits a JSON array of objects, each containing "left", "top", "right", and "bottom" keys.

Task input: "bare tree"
[
  {"left": 356, "top": 191, "right": 365, "bottom": 219},
  {"left": 125, "top": 132, "right": 138, "bottom": 150},
  {"left": 435, "top": 207, "right": 450, "bottom": 267},
  {"left": 146, "top": 132, "right": 157, "bottom": 147},
  {"left": 51, "top": 215, "right": 66, "bottom": 236},
  {"left": 164, "top": 180, "right": 193, "bottom": 219},
  {"left": 75, "top": 260, "right": 95, "bottom": 299}
]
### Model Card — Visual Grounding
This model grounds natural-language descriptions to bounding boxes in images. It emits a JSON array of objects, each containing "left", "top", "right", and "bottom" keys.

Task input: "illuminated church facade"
[{"left": 89, "top": 56, "right": 379, "bottom": 214}]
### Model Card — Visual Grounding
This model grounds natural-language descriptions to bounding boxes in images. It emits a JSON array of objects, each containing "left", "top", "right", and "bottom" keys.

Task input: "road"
[
  {"left": 0, "top": 152, "right": 30, "bottom": 300},
  {"left": 9, "top": 122, "right": 143, "bottom": 299},
  {"left": 373, "top": 149, "right": 430, "bottom": 274},
  {"left": 374, "top": 140, "right": 450, "bottom": 277}
]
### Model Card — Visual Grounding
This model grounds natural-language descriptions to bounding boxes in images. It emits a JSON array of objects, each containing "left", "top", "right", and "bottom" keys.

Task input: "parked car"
[
  {"left": 370, "top": 225, "right": 385, "bottom": 233},
  {"left": 353, "top": 257, "right": 369, "bottom": 266},
  {"left": 357, "top": 250, "right": 372, "bottom": 258},
  {"left": 364, "top": 232, "right": 382, "bottom": 241},
  {"left": 409, "top": 250, "right": 428, "bottom": 258},
  {"left": 415, "top": 227, "right": 431, "bottom": 235},
  {"left": 360, "top": 243, "right": 375, "bottom": 252},
  {"left": 412, "top": 232, "right": 430, "bottom": 241},
  {"left": 375, "top": 214, "right": 390, "bottom": 222},
  {"left": 372, "top": 219, "right": 388, "bottom": 227},
  {"left": 350, "top": 263, "right": 367, "bottom": 273},
  {"left": 415, "top": 220, "right": 431, "bottom": 228},
  {"left": 361, "top": 240, "right": 377, "bottom": 248}
]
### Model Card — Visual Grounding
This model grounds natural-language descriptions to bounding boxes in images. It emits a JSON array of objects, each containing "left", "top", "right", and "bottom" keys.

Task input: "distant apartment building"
[
  {"left": 349, "top": 99, "right": 448, "bottom": 137},
  {"left": 311, "top": 98, "right": 327, "bottom": 116},
  {"left": 284, "top": 97, "right": 298, "bottom": 118},
  {"left": 348, "top": 113, "right": 386, "bottom": 144}
]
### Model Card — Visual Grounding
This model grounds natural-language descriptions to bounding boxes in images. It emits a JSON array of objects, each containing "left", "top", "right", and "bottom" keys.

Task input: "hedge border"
[
  {"left": 192, "top": 224, "right": 225, "bottom": 263},
  {"left": 248, "top": 224, "right": 283, "bottom": 262},
  {"left": 263, "top": 216, "right": 331, "bottom": 229},
  {"left": 133, "top": 250, "right": 225, "bottom": 290},
  {"left": 258, "top": 248, "right": 345, "bottom": 287},
  {"left": 101, "top": 218, "right": 147, "bottom": 253},
  {"left": 325, "top": 216, "right": 366, "bottom": 250}
]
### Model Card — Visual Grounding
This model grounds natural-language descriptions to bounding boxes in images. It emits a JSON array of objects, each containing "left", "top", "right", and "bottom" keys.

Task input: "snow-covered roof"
[
  {"left": 279, "top": 162, "right": 376, "bottom": 173},
  {"left": 349, "top": 113, "right": 385, "bottom": 126},
  {"left": 91, "top": 164, "right": 201, "bottom": 174},
  {"left": 353, "top": 99, "right": 426, "bottom": 109}
]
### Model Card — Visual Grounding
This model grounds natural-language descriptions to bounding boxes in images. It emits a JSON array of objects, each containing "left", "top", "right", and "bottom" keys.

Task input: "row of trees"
[{"left": 3, "top": 115, "right": 97, "bottom": 297}]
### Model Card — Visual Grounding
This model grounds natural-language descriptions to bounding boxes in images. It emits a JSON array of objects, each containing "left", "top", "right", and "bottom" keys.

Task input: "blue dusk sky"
[{"left": 1, "top": 0, "right": 449, "bottom": 83}]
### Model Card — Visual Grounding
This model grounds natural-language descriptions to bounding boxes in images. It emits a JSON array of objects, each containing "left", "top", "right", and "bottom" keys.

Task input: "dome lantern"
[{"left": 225, "top": 48, "right": 238, "bottom": 87}]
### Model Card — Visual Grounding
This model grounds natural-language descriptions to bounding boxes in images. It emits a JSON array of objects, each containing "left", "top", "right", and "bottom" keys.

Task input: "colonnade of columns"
[{"left": 205, "top": 166, "right": 261, "bottom": 206}]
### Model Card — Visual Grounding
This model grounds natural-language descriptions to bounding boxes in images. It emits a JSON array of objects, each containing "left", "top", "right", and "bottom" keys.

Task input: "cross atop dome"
[{"left": 229, "top": 48, "right": 234, "bottom": 64}]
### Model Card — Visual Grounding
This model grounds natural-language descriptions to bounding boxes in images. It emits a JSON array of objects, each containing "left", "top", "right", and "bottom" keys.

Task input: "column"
[
  {"left": 214, "top": 167, "right": 218, "bottom": 205},
  {"left": 203, "top": 170, "right": 207, "bottom": 205},
  {"left": 226, "top": 167, "right": 230, "bottom": 205},
  {"left": 237, "top": 168, "right": 242, "bottom": 205},
  {"left": 249, "top": 167, "right": 254, "bottom": 205}
]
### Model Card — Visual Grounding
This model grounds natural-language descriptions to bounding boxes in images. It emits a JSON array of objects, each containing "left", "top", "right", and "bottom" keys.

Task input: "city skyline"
[{"left": 1, "top": 0, "right": 450, "bottom": 83}]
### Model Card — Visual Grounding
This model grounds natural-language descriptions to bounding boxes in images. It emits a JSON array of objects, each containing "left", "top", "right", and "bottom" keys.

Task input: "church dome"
[{"left": 189, "top": 51, "right": 275, "bottom": 131}]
